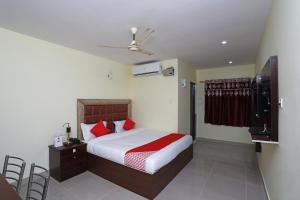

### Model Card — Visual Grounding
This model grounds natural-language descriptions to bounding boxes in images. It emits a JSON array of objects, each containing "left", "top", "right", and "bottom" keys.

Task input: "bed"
[{"left": 77, "top": 99, "right": 193, "bottom": 199}]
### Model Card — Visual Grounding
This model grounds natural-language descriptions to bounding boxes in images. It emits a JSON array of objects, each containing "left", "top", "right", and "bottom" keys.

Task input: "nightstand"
[{"left": 49, "top": 143, "right": 87, "bottom": 182}]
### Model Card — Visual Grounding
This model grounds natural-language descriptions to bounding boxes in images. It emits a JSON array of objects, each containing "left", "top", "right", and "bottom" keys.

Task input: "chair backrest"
[
  {"left": 26, "top": 163, "right": 50, "bottom": 200},
  {"left": 2, "top": 155, "right": 26, "bottom": 193}
]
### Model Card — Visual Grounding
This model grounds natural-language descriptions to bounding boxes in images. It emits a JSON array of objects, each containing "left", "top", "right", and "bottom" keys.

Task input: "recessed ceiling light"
[
  {"left": 228, "top": 61, "right": 233, "bottom": 64},
  {"left": 221, "top": 40, "right": 227, "bottom": 45}
]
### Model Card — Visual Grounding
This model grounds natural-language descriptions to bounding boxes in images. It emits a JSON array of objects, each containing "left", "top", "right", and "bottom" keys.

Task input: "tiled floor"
[{"left": 20, "top": 140, "right": 267, "bottom": 200}]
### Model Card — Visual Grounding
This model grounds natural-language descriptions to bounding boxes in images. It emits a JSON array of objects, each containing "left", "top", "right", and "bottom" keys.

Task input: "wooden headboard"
[{"left": 77, "top": 99, "right": 131, "bottom": 140}]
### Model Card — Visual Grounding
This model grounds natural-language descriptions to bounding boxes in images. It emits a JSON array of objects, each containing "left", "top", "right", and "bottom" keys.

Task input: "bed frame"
[{"left": 77, "top": 99, "right": 193, "bottom": 199}]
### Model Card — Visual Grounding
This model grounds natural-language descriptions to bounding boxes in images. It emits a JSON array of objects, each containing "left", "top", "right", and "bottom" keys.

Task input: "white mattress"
[{"left": 86, "top": 128, "right": 193, "bottom": 174}]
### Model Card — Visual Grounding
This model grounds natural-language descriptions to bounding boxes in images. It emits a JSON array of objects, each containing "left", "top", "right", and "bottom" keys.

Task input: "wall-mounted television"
[
  {"left": 252, "top": 74, "right": 271, "bottom": 119},
  {"left": 249, "top": 56, "right": 278, "bottom": 142}
]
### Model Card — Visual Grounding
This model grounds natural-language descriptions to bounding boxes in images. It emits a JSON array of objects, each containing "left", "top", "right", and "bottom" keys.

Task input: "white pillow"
[
  {"left": 113, "top": 120, "right": 125, "bottom": 133},
  {"left": 81, "top": 121, "right": 107, "bottom": 141}
]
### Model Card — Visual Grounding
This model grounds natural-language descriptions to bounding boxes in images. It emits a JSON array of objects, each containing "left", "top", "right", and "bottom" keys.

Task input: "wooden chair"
[
  {"left": 25, "top": 163, "right": 50, "bottom": 200},
  {"left": 2, "top": 155, "right": 26, "bottom": 193}
]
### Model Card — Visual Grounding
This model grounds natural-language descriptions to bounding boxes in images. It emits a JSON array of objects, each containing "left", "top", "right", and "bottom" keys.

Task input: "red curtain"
[{"left": 204, "top": 78, "right": 251, "bottom": 127}]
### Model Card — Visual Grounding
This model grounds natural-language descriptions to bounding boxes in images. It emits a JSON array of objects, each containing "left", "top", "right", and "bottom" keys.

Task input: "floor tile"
[
  {"left": 100, "top": 187, "right": 146, "bottom": 200},
  {"left": 155, "top": 180, "right": 203, "bottom": 200},
  {"left": 246, "top": 167, "right": 264, "bottom": 187},
  {"left": 247, "top": 183, "right": 268, "bottom": 200},
  {"left": 201, "top": 174, "right": 246, "bottom": 200},
  {"left": 212, "top": 160, "right": 246, "bottom": 182}
]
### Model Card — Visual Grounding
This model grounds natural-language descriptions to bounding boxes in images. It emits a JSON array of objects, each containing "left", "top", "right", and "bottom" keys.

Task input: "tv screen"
[
  {"left": 249, "top": 56, "right": 278, "bottom": 139},
  {"left": 253, "top": 74, "right": 271, "bottom": 119}
]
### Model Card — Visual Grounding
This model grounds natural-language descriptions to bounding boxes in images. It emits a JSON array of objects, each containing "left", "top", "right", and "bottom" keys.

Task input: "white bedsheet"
[{"left": 86, "top": 128, "right": 192, "bottom": 174}]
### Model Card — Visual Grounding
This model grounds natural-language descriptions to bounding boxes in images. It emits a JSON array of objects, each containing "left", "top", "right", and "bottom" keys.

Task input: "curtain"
[{"left": 204, "top": 78, "right": 251, "bottom": 127}]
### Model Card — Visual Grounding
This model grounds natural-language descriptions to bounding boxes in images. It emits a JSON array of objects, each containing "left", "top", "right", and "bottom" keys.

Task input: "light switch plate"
[
  {"left": 278, "top": 98, "right": 283, "bottom": 108},
  {"left": 108, "top": 71, "right": 113, "bottom": 80}
]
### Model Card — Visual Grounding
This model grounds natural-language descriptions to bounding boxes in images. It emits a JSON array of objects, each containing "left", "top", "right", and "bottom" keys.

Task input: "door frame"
[{"left": 190, "top": 82, "right": 196, "bottom": 140}]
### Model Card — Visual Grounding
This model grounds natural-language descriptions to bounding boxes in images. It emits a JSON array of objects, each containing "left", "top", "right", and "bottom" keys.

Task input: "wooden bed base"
[{"left": 87, "top": 145, "right": 193, "bottom": 200}]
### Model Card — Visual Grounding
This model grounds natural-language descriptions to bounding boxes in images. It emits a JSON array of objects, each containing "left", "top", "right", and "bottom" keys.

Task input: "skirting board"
[
  {"left": 257, "top": 161, "right": 271, "bottom": 200},
  {"left": 196, "top": 137, "right": 254, "bottom": 147}
]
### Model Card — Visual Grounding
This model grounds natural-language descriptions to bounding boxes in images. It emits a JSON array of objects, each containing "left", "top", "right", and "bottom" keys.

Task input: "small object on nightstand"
[
  {"left": 54, "top": 135, "right": 64, "bottom": 148},
  {"left": 48, "top": 143, "right": 87, "bottom": 182},
  {"left": 62, "top": 122, "right": 72, "bottom": 145},
  {"left": 69, "top": 138, "right": 81, "bottom": 144},
  {"left": 63, "top": 138, "right": 81, "bottom": 146}
]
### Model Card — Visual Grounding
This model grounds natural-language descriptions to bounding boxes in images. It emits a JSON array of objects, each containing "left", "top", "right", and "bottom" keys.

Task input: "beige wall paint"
[
  {"left": 255, "top": 0, "right": 300, "bottom": 199},
  {"left": 178, "top": 60, "right": 196, "bottom": 134},
  {"left": 0, "top": 28, "right": 131, "bottom": 177},
  {"left": 196, "top": 64, "right": 255, "bottom": 144},
  {"left": 130, "top": 59, "right": 179, "bottom": 132}
]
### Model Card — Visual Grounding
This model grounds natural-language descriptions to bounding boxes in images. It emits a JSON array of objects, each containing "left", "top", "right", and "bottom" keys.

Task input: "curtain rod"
[{"left": 199, "top": 77, "right": 252, "bottom": 83}]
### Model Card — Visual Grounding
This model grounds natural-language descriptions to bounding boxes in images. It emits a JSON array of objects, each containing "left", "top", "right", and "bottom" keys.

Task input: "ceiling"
[{"left": 0, "top": 0, "right": 272, "bottom": 68}]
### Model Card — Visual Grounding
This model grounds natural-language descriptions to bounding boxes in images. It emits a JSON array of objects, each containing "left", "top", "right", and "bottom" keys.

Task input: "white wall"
[
  {"left": 177, "top": 60, "right": 196, "bottom": 134},
  {"left": 130, "top": 59, "right": 179, "bottom": 132},
  {"left": 255, "top": 0, "right": 300, "bottom": 199},
  {"left": 0, "top": 28, "right": 131, "bottom": 177},
  {"left": 196, "top": 64, "right": 255, "bottom": 144}
]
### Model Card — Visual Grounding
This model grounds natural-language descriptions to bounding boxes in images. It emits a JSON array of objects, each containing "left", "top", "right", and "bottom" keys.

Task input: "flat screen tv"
[
  {"left": 253, "top": 74, "right": 271, "bottom": 119},
  {"left": 249, "top": 56, "right": 278, "bottom": 141}
]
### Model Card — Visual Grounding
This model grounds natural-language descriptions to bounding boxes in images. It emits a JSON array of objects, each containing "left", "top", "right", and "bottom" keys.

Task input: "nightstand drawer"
[
  {"left": 61, "top": 159, "right": 86, "bottom": 169},
  {"left": 60, "top": 145, "right": 86, "bottom": 157},
  {"left": 60, "top": 151, "right": 86, "bottom": 163},
  {"left": 61, "top": 153, "right": 87, "bottom": 169}
]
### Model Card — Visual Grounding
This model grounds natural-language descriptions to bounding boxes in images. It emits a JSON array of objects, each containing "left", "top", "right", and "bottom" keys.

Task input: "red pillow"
[
  {"left": 91, "top": 120, "right": 111, "bottom": 137},
  {"left": 123, "top": 117, "right": 135, "bottom": 130}
]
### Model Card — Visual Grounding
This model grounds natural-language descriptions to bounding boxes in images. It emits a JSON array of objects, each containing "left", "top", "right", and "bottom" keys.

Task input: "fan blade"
[
  {"left": 137, "top": 48, "right": 154, "bottom": 56},
  {"left": 137, "top": 28, "right": 154, "bottom": 45},
  {"left": 96, "top": 45, "right": 128, "bottom": 49}
]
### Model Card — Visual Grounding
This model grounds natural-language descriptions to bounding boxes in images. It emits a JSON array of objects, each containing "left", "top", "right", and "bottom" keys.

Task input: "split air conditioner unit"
[{"left": 132, "top": 62, "right": 162, "bottom": 76}]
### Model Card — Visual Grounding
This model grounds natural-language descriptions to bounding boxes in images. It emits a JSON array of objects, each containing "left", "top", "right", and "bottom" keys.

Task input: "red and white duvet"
[{"left": 86, "top": 128, "right": 192, "bottom": 174}]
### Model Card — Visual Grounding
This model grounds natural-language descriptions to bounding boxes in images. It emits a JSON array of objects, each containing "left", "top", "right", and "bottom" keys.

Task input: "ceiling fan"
[{"left": 97, "top": 27, "right": 155, "bottom": 56}]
